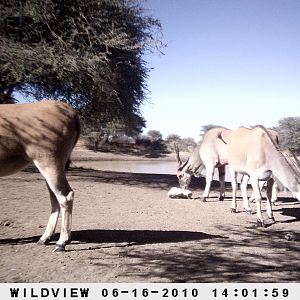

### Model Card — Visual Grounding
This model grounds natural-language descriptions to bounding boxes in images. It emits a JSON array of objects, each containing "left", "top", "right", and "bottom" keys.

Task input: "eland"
[
  {"left": 176, "top": 127, "right": 231, "bottom": 202},
  {"left": 241, "top": 128, "right": 279, "bottom": 206},
  {"left": 176, "top": 127, "right": 281, "bottom": 214},
  {"left": 227, "top": 126, "right": 300, "bottom": 227},
  {"left": 0, "top": 100, "right": 80, "bottom": 251}
]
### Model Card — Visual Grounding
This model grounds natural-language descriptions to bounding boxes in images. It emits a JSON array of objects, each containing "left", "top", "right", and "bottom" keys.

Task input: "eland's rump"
[{"left": 0, "top": 100, "right": 80, "bottom": 251}]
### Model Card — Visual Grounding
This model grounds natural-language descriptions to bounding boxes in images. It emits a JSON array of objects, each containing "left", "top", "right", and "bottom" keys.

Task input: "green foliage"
[
  {"left": 0, "top": 0, "right": 165, "bottom": 134},
  {"left": 165, "top": 133, "right": 196, "bottom": 152},
  {"left": 276, "top": 117, "right": 300, "bottom": 154}
]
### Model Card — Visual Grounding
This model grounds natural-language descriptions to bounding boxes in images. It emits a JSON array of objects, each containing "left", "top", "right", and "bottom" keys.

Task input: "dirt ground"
[{"left": 0, "top": 149, "right": 300, "bottom": 283}]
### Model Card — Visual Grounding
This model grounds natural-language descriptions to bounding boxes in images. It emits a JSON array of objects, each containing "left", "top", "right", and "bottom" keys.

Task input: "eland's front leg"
[
  {"left": 252, "top": 179, "right": 265, "bottom": 227},
  {"left": 266, "top": 178, "right": 275, "bottom": 223},
  {"left": 270, "top": 179, "right": 278, "bottom": 205},
  {"left": 250, "top": 181, "right": 266, "bottom": 203},
  {"left": 240, "top": 175, "right": 252, "bottom": 214},
  {"left": 201, "top": 170, "right": 214, "bottom": 202}
]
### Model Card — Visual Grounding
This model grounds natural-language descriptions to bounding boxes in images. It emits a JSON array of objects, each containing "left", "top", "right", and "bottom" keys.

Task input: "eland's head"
[{"left": 175, "top": 143, "right": 193, "bottom": 189}]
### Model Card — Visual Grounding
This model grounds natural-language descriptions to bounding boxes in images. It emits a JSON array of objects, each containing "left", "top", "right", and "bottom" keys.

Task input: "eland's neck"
[
  {"left": 269, "top": 149, "right": 300, "bottom": 198},
  {"left": 185, "top": 147, "right": 203, "bottom": 174}
]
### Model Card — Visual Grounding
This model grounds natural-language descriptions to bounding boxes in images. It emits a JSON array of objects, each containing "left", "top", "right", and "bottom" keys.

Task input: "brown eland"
[{"left": 0, "top": 100, "right": 80, "bottom": 251}]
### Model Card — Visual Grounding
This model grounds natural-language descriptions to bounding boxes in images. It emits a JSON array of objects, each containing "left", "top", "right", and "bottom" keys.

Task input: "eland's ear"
[{"left": 174, "top": 143, "right": 182, "bottom": 166}]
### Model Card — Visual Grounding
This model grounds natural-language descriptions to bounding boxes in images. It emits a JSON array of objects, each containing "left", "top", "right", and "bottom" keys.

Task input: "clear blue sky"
[{"left": 141, "top": 0, "right": 300, "bottom": 141}]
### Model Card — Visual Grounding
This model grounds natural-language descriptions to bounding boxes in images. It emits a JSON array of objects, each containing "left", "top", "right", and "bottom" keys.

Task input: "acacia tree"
[
  {"left": 165, "top": 133, "right": 181, "bottom": 144},
  {"left": 146, "top": 130, "right": 163, "bottom": 142},
  {"left": 0, "top": 0, "right": 164, "bottom": 134},
  {"left": 276, "top": 117, "right": 300, "bottom": 154}
]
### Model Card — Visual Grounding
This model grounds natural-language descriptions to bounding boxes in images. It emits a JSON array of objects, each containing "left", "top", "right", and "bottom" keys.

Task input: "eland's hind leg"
[
  {"left": 38, "top": 184, "right": 60, "bottom": 245},
  {"left": 229, "top": 168, "right": 238, "bottom": 213},
  {"left": 47, "top": 173, "right": 73, "bottom": 252},
  {"left": 218, "top": 166, "right": 226, "bottom": 201},
  {"left": 34, "top": 160, "right": 74, "bottom": 252}
]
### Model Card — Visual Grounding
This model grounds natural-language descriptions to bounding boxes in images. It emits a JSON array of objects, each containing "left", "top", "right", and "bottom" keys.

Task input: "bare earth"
[{"left": 0, "top": 149, "right": 299, "bottom": 283}]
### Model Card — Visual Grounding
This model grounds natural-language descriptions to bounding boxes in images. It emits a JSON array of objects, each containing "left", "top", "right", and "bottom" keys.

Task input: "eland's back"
[{"left": 0, "top": 101, "right": 79, "bottom": 176}]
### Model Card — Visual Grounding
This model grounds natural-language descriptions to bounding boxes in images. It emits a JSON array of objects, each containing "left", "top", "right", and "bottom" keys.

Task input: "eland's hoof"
[
  {"left": 200, "top": 198, "right": 207, "bottom": 202},
  {"left": 284, "top": 232, "right": 296, "bottom": 241},
  {"left": 37, "top": 238, "right": 51, "bottom": 246},
  {"left": 52, "top": 244, "right": 65, "bottom": 253},
  {"left": 245, "top": 209, "right": 253, "bottom": 215},
  {"left": 230, "top": 208, "right": 237, "bottom": 213},
  {"left": 269, "top": 217, "right": 276, "bottom": 223},
  {"left": 256, "top": 220, "right": 266, "bottom": 228},
  {"left": 37, "top": 239, "right": 46, "bottom": 246},
  {"left": 219, "top": 196, "right": 224, "bottom": 201}
]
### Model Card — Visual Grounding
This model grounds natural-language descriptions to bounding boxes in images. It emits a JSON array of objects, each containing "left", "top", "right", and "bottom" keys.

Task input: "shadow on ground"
[
  {"left": 87, "top": 225, "right": 300, "bottom": 282},
  {"left": 1, "top": 225, "right": 299, "bottom": 282},
  {"left": 67, "top": 167, "right": 231, "bottom": 192},
  {"left": 0, "top": 229, "right": 225, "bottom": 246}
]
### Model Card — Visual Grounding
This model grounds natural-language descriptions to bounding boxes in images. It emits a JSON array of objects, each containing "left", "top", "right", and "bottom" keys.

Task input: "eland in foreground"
[{"left": 0, "top": 100, "right": 80, "bottom": 251}]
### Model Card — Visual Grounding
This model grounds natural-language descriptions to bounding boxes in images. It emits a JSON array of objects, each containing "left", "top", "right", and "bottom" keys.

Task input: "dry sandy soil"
[{"left": 0, "top": 149, "right": 300, "bottom": 283}]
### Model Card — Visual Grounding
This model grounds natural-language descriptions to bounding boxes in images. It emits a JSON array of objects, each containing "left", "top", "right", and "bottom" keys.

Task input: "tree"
[
  {"left": 276, "top": 117, "right": 300, "bottom": 154},
  {"left": 0, "top": 0, "right": 165, "bottom": 134},
  {"left": 200, "top": 124, "right": 223, "bottom": 139},
  {"left": 181, "top": 137, "right": 197, "bottom": 150},
  {"left": 165, "top": 134, "right": 196, "bottom": 152},
  {"left": 146, "top": 130, "right": 163, "bottom": 142},
  {"left": 165, "top": 134, "right": 181, "bottom": 145}
]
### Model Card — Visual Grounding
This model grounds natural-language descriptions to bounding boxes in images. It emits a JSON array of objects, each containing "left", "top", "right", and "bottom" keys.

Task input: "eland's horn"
[{"left": 174, "top": 143, "right": 182, "bottom": 165}]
